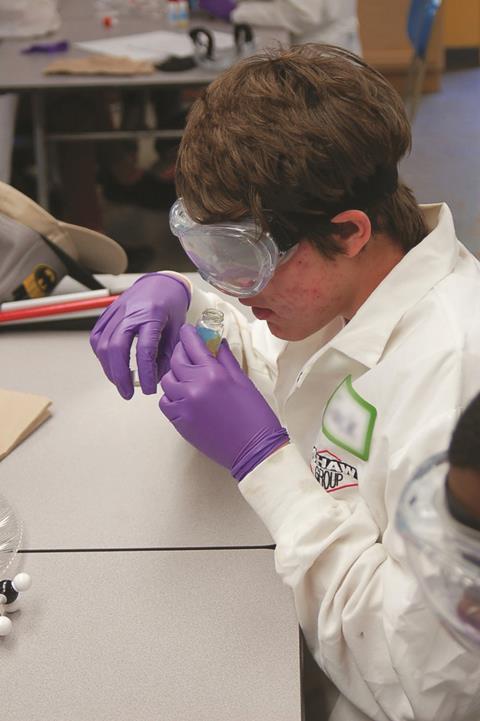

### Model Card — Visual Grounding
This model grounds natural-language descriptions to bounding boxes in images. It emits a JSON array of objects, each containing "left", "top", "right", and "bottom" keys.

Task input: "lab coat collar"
[{"left": 326, "top": 203, "right": 459, "bottom": 369}]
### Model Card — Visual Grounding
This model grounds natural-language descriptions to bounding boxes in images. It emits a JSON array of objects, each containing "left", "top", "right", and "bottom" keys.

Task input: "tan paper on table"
[
  {"left": 44, "top": 54, "right": 155, "bottom": 76},
  {"left": 0, "top": 388, "right": 51, "bottom": 461}
]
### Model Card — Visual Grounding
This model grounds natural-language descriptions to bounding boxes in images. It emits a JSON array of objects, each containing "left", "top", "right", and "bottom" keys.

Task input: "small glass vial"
[
  {"left": 131, "top": 368, "right": 141, "bottom": 387},
  {"left": 130, "top": 337, "right": 141, "bottom": 388},
  {"left": 196, "top": 308, "right": 224, "bottom": 356}
]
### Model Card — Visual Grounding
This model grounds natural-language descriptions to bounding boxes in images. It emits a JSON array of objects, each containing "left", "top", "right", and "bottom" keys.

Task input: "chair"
[{"left": 404, "top": 0, "right": 443, "bottom": 121}]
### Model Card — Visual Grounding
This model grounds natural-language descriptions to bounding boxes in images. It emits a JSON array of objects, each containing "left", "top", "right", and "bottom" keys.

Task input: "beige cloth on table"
[
  {"left": 0, "top": 388, "right": 51, "bottom": 460},
  {"left": 44, "top": 54, "right": 155, "bottom": 76}
]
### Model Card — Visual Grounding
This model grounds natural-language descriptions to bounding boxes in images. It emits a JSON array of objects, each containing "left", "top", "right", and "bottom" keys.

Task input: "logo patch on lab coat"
[
  {"left": 322, "top": 375, "right": 377, "bottom": 461},
  {"left": 311, "top": 448, "right": 359, "bottom": 493}
]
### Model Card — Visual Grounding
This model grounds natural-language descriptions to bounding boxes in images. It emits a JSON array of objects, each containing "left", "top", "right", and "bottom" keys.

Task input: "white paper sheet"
[{"left": 75, "top": 29, "right": 233, "bottom": 63}]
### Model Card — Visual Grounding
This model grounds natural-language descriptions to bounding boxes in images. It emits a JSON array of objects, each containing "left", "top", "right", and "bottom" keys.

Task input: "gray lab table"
[
  {"left": 1, "top": 548, "right": 301, "bottom": 721},
  {"left": 0, "top": 327, "right": 273, "bottom": 550}
]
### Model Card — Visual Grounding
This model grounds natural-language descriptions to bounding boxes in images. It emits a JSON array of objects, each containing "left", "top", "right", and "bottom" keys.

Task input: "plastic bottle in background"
[
  {"left": 166, "top": 0, "right": 190, "bottom": 28},
  {"left": 166, "top": 0, "right": 179, "bottom": 26},
  {"left": 177, "top": 0, "right": 190, "bottom": 27},
  {"left": 196, "top": 308, "right": 224, "bottom": 355}
]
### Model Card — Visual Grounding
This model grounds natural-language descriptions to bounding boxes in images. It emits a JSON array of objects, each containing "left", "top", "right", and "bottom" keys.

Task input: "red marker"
[{"left": 0, "top": 294, "right": 120, "bottom": 324}]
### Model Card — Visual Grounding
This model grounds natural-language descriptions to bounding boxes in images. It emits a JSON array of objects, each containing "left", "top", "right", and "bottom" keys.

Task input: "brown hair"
[{"left": 176, "top": 44, "right": 428, "bottom": 257}]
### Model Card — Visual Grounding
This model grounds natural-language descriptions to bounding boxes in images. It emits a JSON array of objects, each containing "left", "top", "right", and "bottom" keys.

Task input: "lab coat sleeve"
[
  {"left": 231, "top": 0, "right": 325, "bottom": 35},
  {"left": 238, "top": 414, "right": 480, "bottom": 721}
]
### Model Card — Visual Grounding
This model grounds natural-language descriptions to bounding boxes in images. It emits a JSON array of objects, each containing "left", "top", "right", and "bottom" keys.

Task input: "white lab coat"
[
  {"left": 173, "top": 203, "right": 480, "bottom": 721},
  {"left": 231, "top": 0, "right": 361, "bottom": 54}
]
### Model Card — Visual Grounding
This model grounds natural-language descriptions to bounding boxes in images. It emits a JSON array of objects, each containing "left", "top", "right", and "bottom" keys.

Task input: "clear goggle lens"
[
  {"left": 169, "top": 198, "right": 293, "bottom": 297},
  {"left": 396, "top": 452, "right": 480, "bottom": 649}
]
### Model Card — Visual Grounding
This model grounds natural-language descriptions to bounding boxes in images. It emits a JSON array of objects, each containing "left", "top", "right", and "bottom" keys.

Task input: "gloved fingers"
[
  {"left": 135, "top": 320, "right": 167, "bottom": 394},
  {"left": 216, "top": 339, "right": 245, "bottom": 380},
  {"left": 159, "top": 368, "right": 184, "bottom": 402},
  {"left": 169, "top": 334, "right": 199, "bottom": 380},
  {"left": 179, "top": 323, "right": 216, "bottom": 366},
  {"left": 159, "top": 394, "right": 183, "bottom": 424},
  {"left": 156, "top": 352, "right": 171, "bottom": 381},
  {"left": 89, "top": 303, "right": 119, "bottom": 357},
  {"left": 89, "top": 305, "right": 125, "bottom": 383},
  {"left": 107, "top": 322, "right": 139, "bottom": 400},
  {"left": 89, "top": 299, "right": 121, "bottom": 343}
]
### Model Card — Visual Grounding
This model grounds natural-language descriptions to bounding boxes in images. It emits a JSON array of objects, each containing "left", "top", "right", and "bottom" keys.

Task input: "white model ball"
[
  {"left": 13, "top": 573, "right": 31, "bottom": 592},
  {"left": 0, "top": 615, "right": 12, "bottom": 636}
]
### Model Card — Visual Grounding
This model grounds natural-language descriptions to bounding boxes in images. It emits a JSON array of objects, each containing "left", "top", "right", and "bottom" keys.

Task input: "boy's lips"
[{"left": 252, "top": 307, "right": 273, "bottom": 320}]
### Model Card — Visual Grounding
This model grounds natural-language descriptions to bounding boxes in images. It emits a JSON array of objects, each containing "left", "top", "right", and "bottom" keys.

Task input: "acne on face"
[
  {"left": 240, "top": 241, "right": 353, "bottom": 340},
  {"left": 276, "top": 255, "right": 325, "bottom": 308}
]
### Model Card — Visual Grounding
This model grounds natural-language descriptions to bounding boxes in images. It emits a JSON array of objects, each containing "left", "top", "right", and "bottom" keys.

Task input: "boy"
[{"left": 91, "top": 45, "right": 480, "bottom": 720}]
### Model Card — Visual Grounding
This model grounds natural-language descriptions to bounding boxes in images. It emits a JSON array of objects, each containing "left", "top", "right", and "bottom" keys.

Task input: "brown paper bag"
[
  {"left": 0, "top": 388, "right": 52, "bottom": 461},
  {"left": 44, "top": 54, "right": 155, "bottom": 76}
]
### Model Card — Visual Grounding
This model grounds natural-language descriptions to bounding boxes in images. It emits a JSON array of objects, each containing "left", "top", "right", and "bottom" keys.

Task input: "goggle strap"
[{"left": 268, "top": 215, "right": 299, "bottom": 253}]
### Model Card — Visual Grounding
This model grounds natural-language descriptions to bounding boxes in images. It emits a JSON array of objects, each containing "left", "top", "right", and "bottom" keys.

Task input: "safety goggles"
[
  {"left": 169, "top": 198, "right": 298, "bottom": 297},
  {"left": 396, "top": 452, "right": 480, "bottom": 649}
]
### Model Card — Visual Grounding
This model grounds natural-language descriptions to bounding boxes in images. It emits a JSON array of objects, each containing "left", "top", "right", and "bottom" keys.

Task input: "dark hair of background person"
[
  {"left": 447, "top": 393, "right": 480, "bottom": 532},
  {"left": 449, "top": 394, "right": 480, "bottom": 472}
]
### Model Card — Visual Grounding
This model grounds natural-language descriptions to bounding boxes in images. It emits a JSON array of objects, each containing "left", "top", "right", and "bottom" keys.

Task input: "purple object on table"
[
  {"left": 21, "top": 40, "right": 70, "bottom": 54},
  {"left": 160, "top": 324, "right": 290, "bottom": 481},
  {"left": 198, "top": 0, "right": 236, "bottom": 21}
]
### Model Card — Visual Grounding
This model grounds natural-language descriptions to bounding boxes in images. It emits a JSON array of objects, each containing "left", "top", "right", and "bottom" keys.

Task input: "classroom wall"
[
  {"left": 358, "top": 0, "right": 444, "bottom": 93},
  {"left": 443, "top": 0, "right": 480, "bottom": 48}
]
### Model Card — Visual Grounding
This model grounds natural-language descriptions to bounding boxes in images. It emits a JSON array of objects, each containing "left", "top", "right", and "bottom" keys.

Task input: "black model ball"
[{"left": 0, "top": 579, "right": 18, "bottom": 605}]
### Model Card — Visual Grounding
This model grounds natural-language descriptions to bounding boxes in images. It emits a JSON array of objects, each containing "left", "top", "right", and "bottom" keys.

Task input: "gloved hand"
[
  {"left": 90, "top": 273, "right": 191, "bottom": 399},
  {"left": 199, "top": 0, "right": 236, "bottom": 21},
  {"left": 160, "top": 324, "right": 289, "bottom": 481}
]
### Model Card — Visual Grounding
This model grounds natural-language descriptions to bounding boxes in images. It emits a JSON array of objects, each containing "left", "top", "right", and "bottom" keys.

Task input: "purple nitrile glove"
[
  {"left": 160, "top": 324, "right": 289, "bottom": 481},
  {"left": 90, "top": 273, "right": 190, "bottom": 400},
  {"left": 198, "top": 0, "right": 236, "bottom": 21}
]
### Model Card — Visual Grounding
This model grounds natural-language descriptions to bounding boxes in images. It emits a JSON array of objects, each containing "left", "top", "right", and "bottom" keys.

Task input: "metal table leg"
[{"left": 32, "top": 91, "right": 49, "bottom": 210}]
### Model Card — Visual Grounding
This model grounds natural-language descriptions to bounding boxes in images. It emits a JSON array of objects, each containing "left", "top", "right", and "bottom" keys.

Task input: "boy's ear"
[{"left": 330, "top": 210, "right": 372, "bottom": 258}]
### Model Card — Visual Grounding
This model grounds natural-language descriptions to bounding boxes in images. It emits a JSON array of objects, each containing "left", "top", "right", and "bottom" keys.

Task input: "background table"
[{"left": 0, "top": 0, "right": 288, "bottom": 208}]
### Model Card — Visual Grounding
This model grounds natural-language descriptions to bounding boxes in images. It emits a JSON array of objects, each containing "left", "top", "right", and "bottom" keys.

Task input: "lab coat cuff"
[
  {"left": 238, "top": 442, "right": 343, "bottom": 540},
  {"left": 157, "top": 271, "right": 193, "bottom": 298}
]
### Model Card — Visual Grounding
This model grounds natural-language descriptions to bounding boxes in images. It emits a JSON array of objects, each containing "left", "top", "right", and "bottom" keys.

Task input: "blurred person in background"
[
  {"left": 397, "top": 392, "right": 480, "bottom": 650},
  {"left": 199, "top": 0, "right": 361, "bottom": 54}
]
